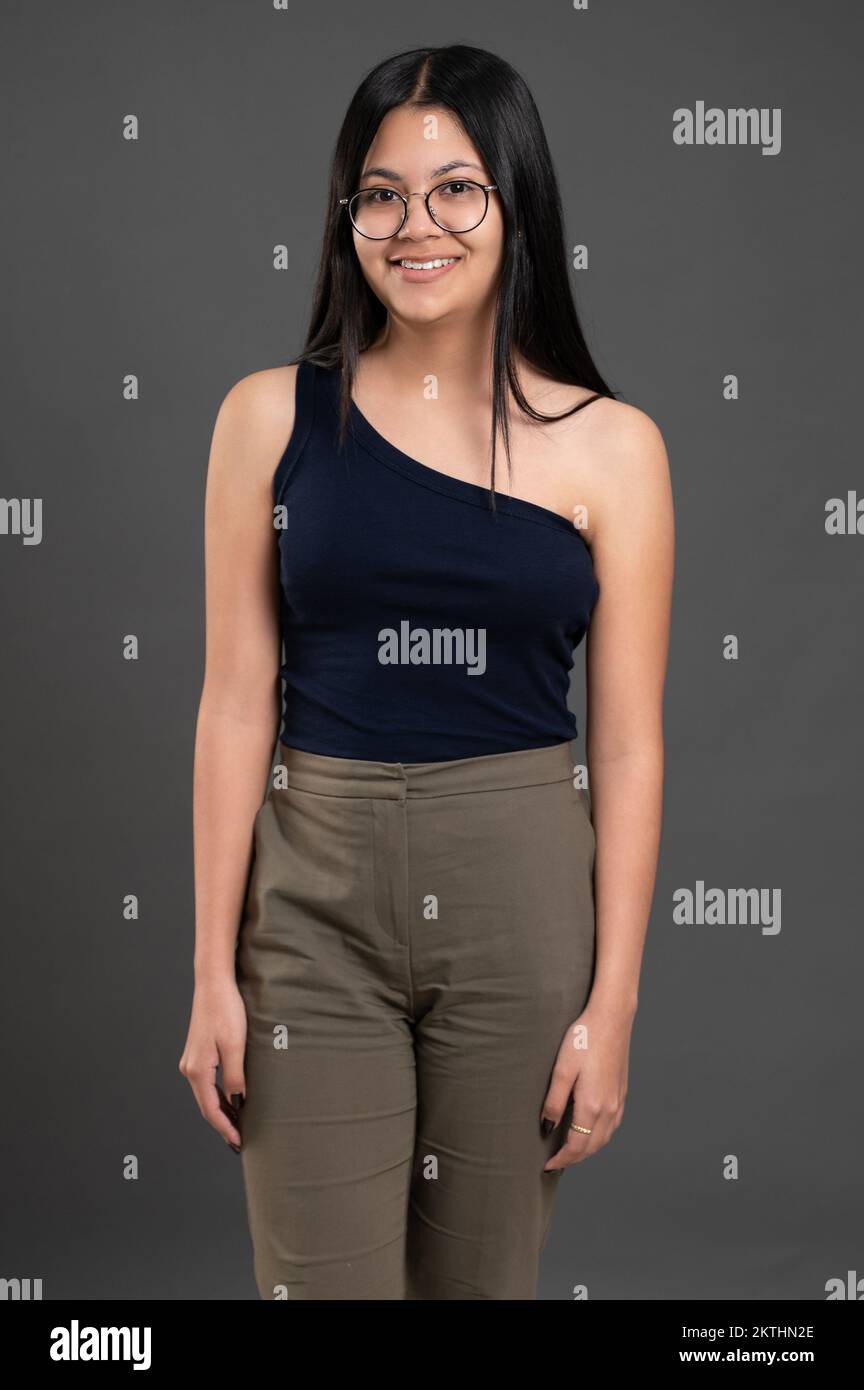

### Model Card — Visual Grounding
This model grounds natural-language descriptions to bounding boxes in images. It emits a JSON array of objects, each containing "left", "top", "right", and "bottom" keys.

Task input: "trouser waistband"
[{"left": 276, "top": 740, "right": 576, "bottom": 800}]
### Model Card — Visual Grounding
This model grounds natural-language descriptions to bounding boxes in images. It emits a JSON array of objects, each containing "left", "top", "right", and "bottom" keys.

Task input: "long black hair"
[{"left": 300, "top": 44, "right": 619, "bottom": 504}]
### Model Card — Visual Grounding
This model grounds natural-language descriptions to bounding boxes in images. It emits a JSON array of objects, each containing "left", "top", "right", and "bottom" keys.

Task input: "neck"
[{"left": 360, "top": 305, "right": 499, "bottom": 398}]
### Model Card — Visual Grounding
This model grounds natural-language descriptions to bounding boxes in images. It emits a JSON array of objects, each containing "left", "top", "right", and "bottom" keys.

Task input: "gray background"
[{"left": 1, "top": 0, "right": 861, "bottom": 1300}]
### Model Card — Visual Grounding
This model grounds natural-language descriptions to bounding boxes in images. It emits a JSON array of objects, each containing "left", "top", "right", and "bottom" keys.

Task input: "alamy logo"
[
  {"left": 825, "top": 492, "right": 864, "bottom": 533},
  {"left": 825, "top": 1270, "right": 864, "bottom": 1299},
  {"left": 673, "top": 881, "right": 781, "bottom": 935},
  {"left": 49, "top": 1320, "right": 151, "bottom": 1369},
  {"left": 378, "top": 621, "right": 486, "bottom": 675},
  {"left": 1, "top": 1276, "right": 42, "bottom": 1299},
  {"left": 0, "top": 497, "right": 42, "bottom": 544},
  {"left": 673, "top": 101, "right": 781, "bottom": 156}
]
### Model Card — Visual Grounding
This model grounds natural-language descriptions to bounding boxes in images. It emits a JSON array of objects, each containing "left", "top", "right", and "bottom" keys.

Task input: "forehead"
[{"left": 361, "top": 104, "right": 488, "bottom": 180}]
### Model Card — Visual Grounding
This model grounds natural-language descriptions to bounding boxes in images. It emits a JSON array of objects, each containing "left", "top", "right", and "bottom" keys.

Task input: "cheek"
[
  {"left": 467, "top": 210, "right": 504, "bottom": 265},
  {"left": 353, "top": 235, "right": 385, "bottom": 281},
  {"left": 355, "top": 248, "right": 373, "bottom": 280},
  {"left": 353, "top": 248, "right": 402, "bottom": 311},
  {"left": 466, "top": 231, "right": 504, "bottom": 284}
]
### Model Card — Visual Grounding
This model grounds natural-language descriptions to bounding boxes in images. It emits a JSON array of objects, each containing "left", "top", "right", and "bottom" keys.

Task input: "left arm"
[{"left": 543, "top": 403, "right": 674, "bottom": 1170}]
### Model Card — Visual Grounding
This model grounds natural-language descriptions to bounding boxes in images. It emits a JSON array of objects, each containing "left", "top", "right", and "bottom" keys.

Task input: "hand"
[
  {"left": 540, "top": 1000, "right": 635, "bottom": 1172},
  {"left": 179, "top": 977, "right": 248, "bottom": 1152}
]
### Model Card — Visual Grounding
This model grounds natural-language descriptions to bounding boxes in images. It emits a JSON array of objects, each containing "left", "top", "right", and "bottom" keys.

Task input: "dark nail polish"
[
  {"left": 230, "top": 1093, "right": 245, "bottom": 1110},
  {"left": 229, "top": 1142, "right": 241, "bottom": 1154},
  {"left": 541, "top": 1117, "right": 555, "bottom": 1137}
]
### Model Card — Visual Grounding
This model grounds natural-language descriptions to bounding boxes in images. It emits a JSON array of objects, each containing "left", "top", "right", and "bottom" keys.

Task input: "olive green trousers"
[{"left": 235, "top": 739, "right": 596, "bottom": 1300}]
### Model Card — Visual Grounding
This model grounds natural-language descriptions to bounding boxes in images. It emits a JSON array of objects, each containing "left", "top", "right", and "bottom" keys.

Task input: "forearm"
[
  {"left": 585, "top": 742, "right": 664, "bottom": 1018},
  {"left": 192, "top": 683, "right": 280, "bottom": 985}
]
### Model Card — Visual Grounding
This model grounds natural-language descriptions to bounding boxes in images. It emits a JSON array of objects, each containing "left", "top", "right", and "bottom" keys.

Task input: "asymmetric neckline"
[
  {"left": 317, "top": 363, "right": 591, "bottom": 540},
  {"left": 272, "top": 357, "right": 600, "bottom": 762}
]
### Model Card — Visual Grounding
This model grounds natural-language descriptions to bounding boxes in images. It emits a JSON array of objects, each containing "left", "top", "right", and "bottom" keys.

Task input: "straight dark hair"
[{"left": 299, "top": 43, "right": 619, "bottom": 506}]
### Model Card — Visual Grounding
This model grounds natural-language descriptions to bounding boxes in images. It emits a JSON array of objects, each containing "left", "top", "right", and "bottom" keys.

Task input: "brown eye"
[
  {"left": 358, "top": 187, "right": 399, "bottom": 206},
  {"left": 437, "top": 181, "right": 473, "bottom": 199}
]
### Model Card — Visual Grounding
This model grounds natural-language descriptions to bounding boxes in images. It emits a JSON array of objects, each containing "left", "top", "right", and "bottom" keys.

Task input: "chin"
[
  {"left": 399, "top": 299, "right": 459, "bottom": 326},
  {"left": 377, "top": 287, "right": 465, "bottom": 325}
]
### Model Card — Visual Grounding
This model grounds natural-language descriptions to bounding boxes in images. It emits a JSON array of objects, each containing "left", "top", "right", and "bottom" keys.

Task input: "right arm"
[{"left": 179, "top": 364, "right": 298, "bottom": 1151}]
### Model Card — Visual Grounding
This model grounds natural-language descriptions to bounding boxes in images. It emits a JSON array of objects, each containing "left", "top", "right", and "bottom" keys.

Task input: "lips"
[{"left": 388, "top": 255, "right": 461, "bottom": 283}]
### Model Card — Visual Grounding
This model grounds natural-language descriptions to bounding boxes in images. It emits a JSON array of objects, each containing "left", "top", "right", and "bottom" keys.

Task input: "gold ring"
[{"left": 569, "top": 1122, "right": 592, "bottom": 1134}]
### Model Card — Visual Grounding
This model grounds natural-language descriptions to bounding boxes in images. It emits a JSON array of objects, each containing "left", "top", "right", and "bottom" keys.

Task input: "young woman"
[{"left": 180, "top": 43, "right": 674, "bottom": 1301}]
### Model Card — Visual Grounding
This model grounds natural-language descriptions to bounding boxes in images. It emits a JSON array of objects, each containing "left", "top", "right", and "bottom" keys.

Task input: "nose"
[{"left": 398, "top": 192, "right": 439, "bottom": 239}]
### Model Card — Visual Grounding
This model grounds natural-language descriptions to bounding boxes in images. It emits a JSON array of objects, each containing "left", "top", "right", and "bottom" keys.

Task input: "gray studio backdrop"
[{"left": 2, "top": 0, "right": 861, "bottom": 1300}]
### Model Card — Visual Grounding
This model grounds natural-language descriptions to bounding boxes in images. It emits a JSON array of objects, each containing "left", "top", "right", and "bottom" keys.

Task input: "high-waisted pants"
[{"left": 234, "top": 739, "right": 596, "bottom": 1300}]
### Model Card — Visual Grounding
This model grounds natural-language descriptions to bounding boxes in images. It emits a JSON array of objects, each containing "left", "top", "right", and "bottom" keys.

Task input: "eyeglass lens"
[{"left": 349, "top": 181, "right": 488, "bottom": 237}]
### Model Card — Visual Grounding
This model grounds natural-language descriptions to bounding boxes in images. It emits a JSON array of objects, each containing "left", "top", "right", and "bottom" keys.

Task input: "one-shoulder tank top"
[{"left": 271, "top": 360, "right": 601, "bottom": 763}]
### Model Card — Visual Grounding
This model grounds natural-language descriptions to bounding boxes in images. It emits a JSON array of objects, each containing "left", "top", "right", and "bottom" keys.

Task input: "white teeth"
[{"left": 397, "top": 257, "right": 457, "bottom": 269}]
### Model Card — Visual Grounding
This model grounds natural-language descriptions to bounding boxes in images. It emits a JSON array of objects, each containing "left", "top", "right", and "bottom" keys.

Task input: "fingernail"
[
  {"left": 229, "top": 1142, "right": 241, "bottom": 1154},
  {"left": 541, "top": 1117, "right": 555, "bottom": 1137},
  {"left": 230, "top": 1093, "right": 245, "bottom": 1110}
]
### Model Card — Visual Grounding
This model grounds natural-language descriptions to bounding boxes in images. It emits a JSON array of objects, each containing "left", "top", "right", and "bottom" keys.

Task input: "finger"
[
  {"left": 540, "top": 1064, "right": 579, "bottom": 1131},
  {"left": 187, "top": 1068, "right": 243, "bottom": 1148},
  {"left": 219, "top": 1046, "right": 247, "bottom": 1119},
  {"left": 209, "top": 1085, "right": 242, "bottom": 1148},
  {"left": 216, "top": 1078, "right": 244, "bottom": 1134},
  {"left": 543, "top": 1110, "right": 597, "bottom": 1171}
]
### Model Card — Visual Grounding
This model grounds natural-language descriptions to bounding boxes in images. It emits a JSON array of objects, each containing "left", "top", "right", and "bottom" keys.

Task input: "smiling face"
[{"left": 349, "top": 103, "right": 505, "bottom": 327}]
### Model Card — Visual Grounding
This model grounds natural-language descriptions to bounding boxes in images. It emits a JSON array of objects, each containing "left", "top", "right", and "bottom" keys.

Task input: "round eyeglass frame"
[{"left": 339, "top": 179, "right": 498, "bottom": 239}]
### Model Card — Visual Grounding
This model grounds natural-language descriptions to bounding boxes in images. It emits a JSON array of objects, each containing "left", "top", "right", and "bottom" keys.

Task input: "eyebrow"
[{"left": 359, "top": 160, "right": 486, "bottom": 183}]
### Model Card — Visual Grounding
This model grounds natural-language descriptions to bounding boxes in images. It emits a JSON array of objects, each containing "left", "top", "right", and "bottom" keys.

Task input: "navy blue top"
[{"left": 271, "top": 359, "right": 601, "bottom": 763}]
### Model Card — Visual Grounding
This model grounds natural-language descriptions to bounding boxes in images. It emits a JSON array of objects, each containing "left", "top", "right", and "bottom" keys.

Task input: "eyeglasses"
[{"left": 340, "top": 179, "right": 498, "bottom": 239}]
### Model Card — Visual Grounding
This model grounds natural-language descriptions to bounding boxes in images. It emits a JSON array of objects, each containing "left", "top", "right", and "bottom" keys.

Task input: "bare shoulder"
[
  {"left": 532, "top": 373, "right": 663, "bottom": 455},
  {"left": 580, "top": 395, "right": 669, "bottom": 484},
  {"left": 522, "top": 370, "right": 672, "bottom": 548},
  {"left": 208, "top": 364, "right": 299, "bottom": 490},
  {"left": 577, "top": 397, "right": 673, "bottom": 552},
  {"left": 547, "top": 370, "right": 666, "bottom": 469},
  {"left": 217, "top": 362, "right": 299, "bottom": 443}
]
